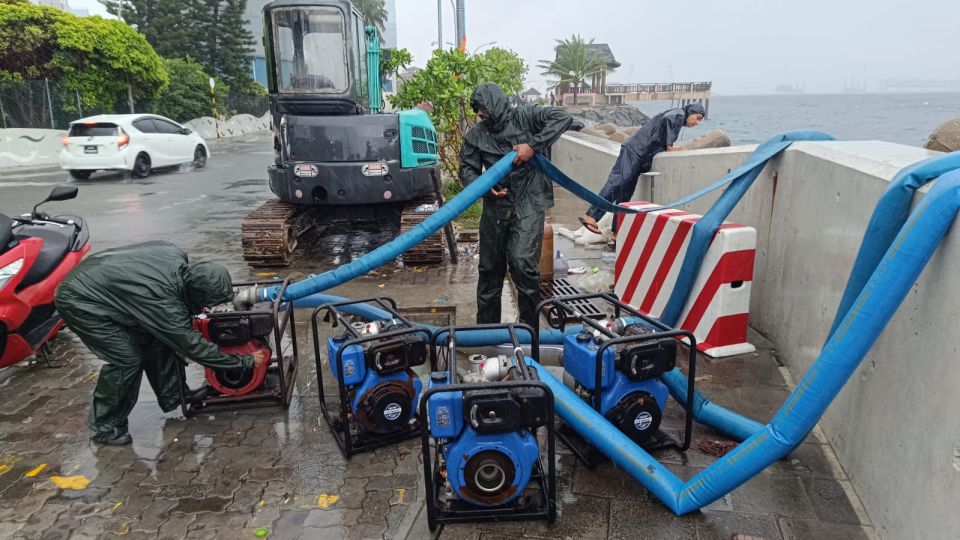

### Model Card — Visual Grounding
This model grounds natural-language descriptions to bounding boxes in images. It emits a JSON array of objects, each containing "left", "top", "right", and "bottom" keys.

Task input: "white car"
[{"left": 59, "top": 114, "right": 210, "bottom": 179}]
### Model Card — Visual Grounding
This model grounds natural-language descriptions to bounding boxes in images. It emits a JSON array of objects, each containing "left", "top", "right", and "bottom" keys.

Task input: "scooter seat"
[
  {"left": 0, "top": 214, "right": 12, "bottom": 252},
  {"left": 15, "top": 225, "right": 72, "bottom": 289}
]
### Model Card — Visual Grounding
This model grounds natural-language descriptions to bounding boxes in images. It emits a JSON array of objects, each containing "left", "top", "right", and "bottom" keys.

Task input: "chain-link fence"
[
  {"left": 0, "top": 79, "right": 133, "bottom": 130},
  {"left": 0, "top": 78, "right": 269, "bottom": 130}
]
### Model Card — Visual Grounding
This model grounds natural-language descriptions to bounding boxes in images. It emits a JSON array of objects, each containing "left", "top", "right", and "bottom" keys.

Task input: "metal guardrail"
[{"left": 604, "top": 82, "right": 712, "bottom": 95}]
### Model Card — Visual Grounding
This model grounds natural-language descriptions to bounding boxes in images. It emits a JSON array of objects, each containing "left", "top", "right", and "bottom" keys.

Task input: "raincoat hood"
[
  {"left": 470, "top": 82, "right": 512, "bottom": 132},
  {"left": 183, "top": 261, "right": 235, "bottom": 313},
  {"left": 683, "top": 102, "right": 706, "bottom": 119}
]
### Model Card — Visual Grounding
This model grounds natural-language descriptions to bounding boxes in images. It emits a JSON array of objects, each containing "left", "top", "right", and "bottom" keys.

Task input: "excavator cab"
[
  {"left": 244, "top": 0, "right": 452, "bottom": 267},
  {"left": 264, "top": 1, "right": 369, "bottom": 114}
]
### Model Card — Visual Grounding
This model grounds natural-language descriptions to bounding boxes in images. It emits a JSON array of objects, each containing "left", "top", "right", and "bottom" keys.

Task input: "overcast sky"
[
  {"left": 70, "top": 0, "right": 959, "bottom": 95},
  {"left": 396, "top": 0, "right": 960, "bottom": 95}
]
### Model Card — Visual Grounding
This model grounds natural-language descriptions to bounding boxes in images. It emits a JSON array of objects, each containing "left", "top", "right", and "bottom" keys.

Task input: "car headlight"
[{"left": 0, "top": 258, "right": 24, "bottom": 291}]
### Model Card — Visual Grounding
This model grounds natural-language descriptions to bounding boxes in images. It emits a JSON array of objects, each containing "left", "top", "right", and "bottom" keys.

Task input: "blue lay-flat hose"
[
  {"left": 828, "top": 151, "right": 960, "bottom": 339},
  {"left": 530, "top": 169, "right": 960, "bottom": 514},
  {"left": 271, "top": 132, "right": 831, "bottom": 442},
  {"left": 282, "top": 142, "right": 960, "bottom": 515}
]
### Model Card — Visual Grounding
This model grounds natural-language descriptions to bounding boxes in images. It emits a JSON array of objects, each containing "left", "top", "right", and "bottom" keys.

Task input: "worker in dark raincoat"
[
  {"left": 460, "top": 82, "right": 572, "bottom": 327},
  {"left": 54, "top": 241, "right": 263, "bottom": 445},
  {"left": 579, "top": 103, "right": 705, "bottom": 233}
]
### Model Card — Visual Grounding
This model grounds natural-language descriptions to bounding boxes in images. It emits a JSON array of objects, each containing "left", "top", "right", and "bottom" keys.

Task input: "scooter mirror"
[
  {"left": 46, "top": 185, "right": 79, "bottom": 202},
  {"left": 33, "top": 185, "right": 78, "bottom": 217}
]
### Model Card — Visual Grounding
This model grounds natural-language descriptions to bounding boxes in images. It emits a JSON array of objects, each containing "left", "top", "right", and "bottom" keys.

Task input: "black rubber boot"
[{"left": 91, "top": 428, "right": 133, "bottom": 446}]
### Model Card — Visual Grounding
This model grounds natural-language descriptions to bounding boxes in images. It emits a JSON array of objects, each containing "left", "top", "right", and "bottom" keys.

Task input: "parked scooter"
[{"left": 0, "top": 185, "right": 90, "bottom": 367}]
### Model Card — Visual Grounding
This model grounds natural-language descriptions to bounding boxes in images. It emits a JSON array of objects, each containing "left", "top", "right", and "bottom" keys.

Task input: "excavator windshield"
[{"left": 272, "top": 6, "right": 349, "bottom": 94}]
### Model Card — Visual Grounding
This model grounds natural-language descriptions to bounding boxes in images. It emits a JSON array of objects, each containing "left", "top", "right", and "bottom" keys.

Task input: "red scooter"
[{"left": 1, "top": 185, "right": 90, "bottom": 367}]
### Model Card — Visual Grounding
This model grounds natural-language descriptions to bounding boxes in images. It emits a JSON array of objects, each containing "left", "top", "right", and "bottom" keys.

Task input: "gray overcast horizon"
[
  {"left": 71, "top": 0, "right": 959, "bottom": 95},
  {"left": 397, "top": 0, "right": 959, "bottom": 95}
]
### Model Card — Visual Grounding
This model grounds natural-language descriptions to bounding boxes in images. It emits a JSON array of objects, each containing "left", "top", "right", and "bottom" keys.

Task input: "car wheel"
[
  {"left": 132, "top": 152, "right": 152, "bottom": 178},
  {"left": 69, "top": 170, "right": 92, "bottom": 180},
  {"left": 193, "top": 145, "right": 207, "bottom": 168}
]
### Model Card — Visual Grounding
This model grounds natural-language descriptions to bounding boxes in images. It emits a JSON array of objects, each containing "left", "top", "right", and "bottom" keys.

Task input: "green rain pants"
[
  {"left": 56, "top": 298, "right": 184, "bottom": 442},
  {"left": 476, "top": 201, "right": 545, "bottom": 328}
]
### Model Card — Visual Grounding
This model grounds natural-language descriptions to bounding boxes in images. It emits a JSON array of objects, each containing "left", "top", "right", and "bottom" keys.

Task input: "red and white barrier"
[{"left": 614, "top": 201, "right": 756, "bottom": 358}]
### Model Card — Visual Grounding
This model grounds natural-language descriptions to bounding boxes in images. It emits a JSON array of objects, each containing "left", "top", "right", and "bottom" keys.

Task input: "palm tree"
[
  {"left": 537, "top": 34, "right": 606, "bottom": 94},
  {"left": 353, "top": 0, "right": 387, "bottom": 36}
]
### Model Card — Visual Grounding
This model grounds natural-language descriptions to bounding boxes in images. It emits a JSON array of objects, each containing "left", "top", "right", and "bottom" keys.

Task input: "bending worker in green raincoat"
[
  {"left": 54, "top": 241, "right": 264, "bottom": 445},
  {"left": 460, "top": 82, "right": 572, "bottom": 327}
]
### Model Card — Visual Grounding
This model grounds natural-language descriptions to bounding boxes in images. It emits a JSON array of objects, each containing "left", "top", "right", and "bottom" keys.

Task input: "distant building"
[
  {"left": 30, "top": 0, "right": 71, "bottom": 11},
  {"left": 583, "top": 43, "right": 620, "bottom": 95},
  {"left": 244, "top": 0, "right": 399, "bottom": 90},
  {"left": 520, "top": 87, "right": 542, "bottom": 103}
]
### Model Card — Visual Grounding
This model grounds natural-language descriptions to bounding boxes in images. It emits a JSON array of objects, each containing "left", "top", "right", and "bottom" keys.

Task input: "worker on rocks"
[
  {"left": 579, "top": 103, "right": 705, "bottom": 234},
  {"left": 460, "top": 82, "right": 573, "bottom": 328},
  {"left": 54, "top": 241, "right": 265, "bottom": 445}
]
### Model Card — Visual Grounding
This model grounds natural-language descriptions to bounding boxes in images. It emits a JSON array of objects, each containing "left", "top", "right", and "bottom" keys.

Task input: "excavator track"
[
  {"left": 400, "top": 197, "right": 447, "bottom": 266},
  {"left": 241, "top": 199, "right": 305, "bottom": 267}
]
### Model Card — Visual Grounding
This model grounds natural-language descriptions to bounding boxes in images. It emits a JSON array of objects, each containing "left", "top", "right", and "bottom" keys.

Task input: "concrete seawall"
[
  {"left": 553, "top": 133, "right": 958, "bottom": 540},
  {"left": 0, "top": 112, "right": 271, "bottom": 174}
]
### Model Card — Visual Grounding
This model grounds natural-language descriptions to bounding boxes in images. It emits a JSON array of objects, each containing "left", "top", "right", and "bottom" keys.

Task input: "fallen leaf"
[
  {"left": 377, "top": 284, "right": 385, "bottom": 288},
  {"left": 25, "top": 463, "right": 46, "bottom": 478},
  {"left": 316, "top": 494, "right": 339, "bottom": 509},
  {"left": 50, "top": 475, "right": 90, "bottom": 490}
]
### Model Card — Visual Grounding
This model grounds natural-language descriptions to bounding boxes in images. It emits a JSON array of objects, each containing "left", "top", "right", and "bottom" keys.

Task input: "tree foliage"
[
  {"left": 0, "top": 3, "right": 168, "bottom": 112},
  {"left": 381, "top": 47, "right": 412, "bottom": 81},
  {"left": 100, "top": 0, "right": 257, "bottom": 95},
  {"left": 538, "top": 34, "right": 605, "bottom": 93},
  {"left": 388, "top": 47, "right": 527, "bottom": 179},
  {"left": 148, "top": 57, "right": 229, "bottom": 122}
]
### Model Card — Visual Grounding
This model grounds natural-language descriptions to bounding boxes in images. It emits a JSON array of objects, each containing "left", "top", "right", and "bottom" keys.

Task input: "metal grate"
[
  {"left": 539, "top": 278, "right": 606, "bottom": 326},
  {"left": 411, "top": 126, "right": 426, "bottom": 139},
  {"left": 412, "top": 140, "right": 429, "bottom": 153}
]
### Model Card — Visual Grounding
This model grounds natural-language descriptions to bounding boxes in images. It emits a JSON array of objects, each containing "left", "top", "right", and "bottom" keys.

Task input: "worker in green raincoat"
[
  {"left": 54, "top": 241, "right": 264, "bottom": 445},
  {"left": 460, "top": 82, "right": 572, "bottom": 327}
]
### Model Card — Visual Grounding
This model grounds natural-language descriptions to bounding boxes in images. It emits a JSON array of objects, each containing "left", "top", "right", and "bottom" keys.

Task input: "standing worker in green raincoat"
[
  {"left": 460, "top": 82, "right": 572, "bottom": 327},
  {"left": 54, "top": 241, "right": 264, "bottom": 445}
]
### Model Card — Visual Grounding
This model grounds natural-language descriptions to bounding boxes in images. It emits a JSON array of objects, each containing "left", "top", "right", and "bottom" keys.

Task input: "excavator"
[{"left": 242, "top": 0, "right": 455, "bottom": 266}]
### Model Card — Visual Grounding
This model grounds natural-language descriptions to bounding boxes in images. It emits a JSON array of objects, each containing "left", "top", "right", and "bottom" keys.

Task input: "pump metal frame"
[
  {"left": 537, "top": 292, "right": 697, "bottom": 467},
  {"left": 177, "top": 278, "right": 299, "bottom": 417},
  {"left": 311, "top": 296, "right": 432, "bottom": 458},
  {"left": 420, "top": 323, "right": 556, "bottom": 531}
]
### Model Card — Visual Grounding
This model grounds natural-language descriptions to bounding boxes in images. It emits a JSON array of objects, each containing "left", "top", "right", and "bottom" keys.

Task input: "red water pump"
[
  {"left": 178, "top": 279, "right": 299, "bottom": 416},
  {"left": 193, "top": 316, "right": 272, "bottom": 396}
]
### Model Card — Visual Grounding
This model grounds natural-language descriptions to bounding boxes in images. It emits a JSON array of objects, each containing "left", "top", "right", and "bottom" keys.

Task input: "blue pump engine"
[
  {"left": 427, "top": 354, "right": 549, "bottom": 507},
  {"left": 562, "top": 319, "right": 677, "bottom": 446},
  {"left": 327, "top": 318, "right": 427, "bottom": 434}
]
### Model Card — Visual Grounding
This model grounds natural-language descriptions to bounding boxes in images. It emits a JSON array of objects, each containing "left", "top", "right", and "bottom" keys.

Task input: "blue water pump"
[
  {"left": 311, "top": 297, "right": 431, "bottom": 457},
  {"left": 420, "top": 324, "right": 556, "bottom": 530},
  {"left": 539, "top": 293, "right": 697, "bottom": 464}
]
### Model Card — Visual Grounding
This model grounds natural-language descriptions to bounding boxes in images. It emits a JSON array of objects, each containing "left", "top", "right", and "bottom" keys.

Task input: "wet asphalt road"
[{"left": 1, "top": 133, "right": 278, "bottom": 279}]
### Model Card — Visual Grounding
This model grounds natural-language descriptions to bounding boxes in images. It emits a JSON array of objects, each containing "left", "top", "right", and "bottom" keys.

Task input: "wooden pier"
[{"left": 560, "top": 81, "right": 712, "bottom": 114}]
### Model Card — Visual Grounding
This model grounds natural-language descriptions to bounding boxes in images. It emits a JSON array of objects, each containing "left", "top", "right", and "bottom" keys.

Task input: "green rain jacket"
[
  {"left": 460, "top": 82, "right": 573, "bottom": 213},
  {"left": 55, "top": 241, "right": 252, "bottom": 369}
]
